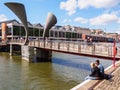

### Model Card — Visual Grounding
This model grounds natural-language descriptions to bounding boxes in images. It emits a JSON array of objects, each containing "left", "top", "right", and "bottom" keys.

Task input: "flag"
[{"left": 113, "top": 40, "right": 117, "bottom": 67}]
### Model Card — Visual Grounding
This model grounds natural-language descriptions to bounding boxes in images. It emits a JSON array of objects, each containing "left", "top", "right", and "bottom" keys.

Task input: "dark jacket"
[{"left": 89, "top": 66, "right": 102, "bottom": 77}]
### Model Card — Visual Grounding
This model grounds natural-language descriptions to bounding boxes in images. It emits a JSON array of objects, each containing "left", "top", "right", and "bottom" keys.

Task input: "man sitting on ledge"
[
  {"left": 85, "top": 61, "right": 112, "bottom": 80},
  {"left": 85, "top": 62, "right": 103, "bottom": 80},
  {"left": 95, "top": 60, "right": 112, "bottom": 80}
]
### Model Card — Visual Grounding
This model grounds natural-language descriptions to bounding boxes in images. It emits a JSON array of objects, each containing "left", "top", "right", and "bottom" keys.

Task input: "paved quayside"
[{"left": 71, "top": 60, "right": 120, "bottom": 90}]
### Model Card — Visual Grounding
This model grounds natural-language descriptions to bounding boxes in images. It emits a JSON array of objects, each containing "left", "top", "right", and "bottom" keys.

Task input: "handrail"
[{"left": 7, "top": 39, "right": 120, "bottom": 60}]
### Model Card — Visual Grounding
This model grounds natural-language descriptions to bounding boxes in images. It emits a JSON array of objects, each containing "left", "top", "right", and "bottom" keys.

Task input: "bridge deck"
[
  {"left": 9, "top": 40, "right": 120, "bottom": 60},
  {"left": 71, "top": 60, "right": 120, "bottom": 90}
]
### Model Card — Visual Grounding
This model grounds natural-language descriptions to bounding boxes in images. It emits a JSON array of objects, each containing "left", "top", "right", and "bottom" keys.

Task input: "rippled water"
[{"left": 0, "top": 52, "right": 112, "bottom": 90}]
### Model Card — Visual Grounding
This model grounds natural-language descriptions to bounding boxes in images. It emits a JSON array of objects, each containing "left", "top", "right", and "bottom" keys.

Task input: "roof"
[
  {"left": 0, "top": 19, "right": 43, "bottom": 28},
  {"left": 33, "top": 23, "right": 43, "bottom": 27},
  {"left": 0, "top": 19, "right": 20, "bottom": 24}
]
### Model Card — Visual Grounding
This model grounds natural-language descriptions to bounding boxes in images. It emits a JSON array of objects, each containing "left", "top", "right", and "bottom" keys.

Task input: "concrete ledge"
[
  {"left": 71, "top": 79, "right": 101, "bottom": 90},
  {"left": 71, "top": 61, "right": 120, "bottom": 90}
]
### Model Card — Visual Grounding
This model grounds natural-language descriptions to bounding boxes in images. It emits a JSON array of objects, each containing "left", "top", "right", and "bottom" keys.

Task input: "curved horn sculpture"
[
  {"left": 43, "top": 13, "right": 57, "bottom": 39},
  {"left": 4, "top": 2, "right": 28, "bottom": 45}
]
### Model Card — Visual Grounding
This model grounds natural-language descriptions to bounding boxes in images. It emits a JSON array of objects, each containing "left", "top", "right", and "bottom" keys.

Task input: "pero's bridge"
[
  {"left": 1, "top": 2, "right": 119, "bottom": 62},
  {"left": 8, "top": 38, "right": 120, "bottom": 61}
]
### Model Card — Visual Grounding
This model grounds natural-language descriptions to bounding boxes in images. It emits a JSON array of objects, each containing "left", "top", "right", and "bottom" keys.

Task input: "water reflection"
[
  {"left": 52, "top": 58, "right": 90, "bottom": 71},
  {"left": 52, "top": 52, "right": 112, "bottom": 83},
  {"left": 0, "top": 52, "right": 112, "bottom": 90}
]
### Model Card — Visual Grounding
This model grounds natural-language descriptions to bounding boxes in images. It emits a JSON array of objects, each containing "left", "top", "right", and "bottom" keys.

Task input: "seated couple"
[{"left": 85, "top": 60, "right": 112, "bottom": 80}]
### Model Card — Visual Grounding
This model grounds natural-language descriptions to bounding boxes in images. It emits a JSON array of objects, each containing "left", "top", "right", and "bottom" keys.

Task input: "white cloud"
[
  {"left": 0, "top": 14, "right": 8, "bottom": 22},
  {"left": 74, "top": 17, "right": 88, "bottom": 24},
  {"left": 62, "top": 19, "right": 72, "bottom": 23},
  {"left": 117, "top": 17, "right": 120, "bottom": 24},
  {"left": 78, "top": 0, "right": 91, "bottom": 9},
  {"left": 60, "top": 0, "right": 120, "bottom": 15},
  {"left": 60, "top": 0, "right": 77, "bottom": 15},
  {"left": 89, "top": 13, "right": 119, "bottom": 26},
  {"left": 78, "top": 0, "right": 120, "bottom": 9}
]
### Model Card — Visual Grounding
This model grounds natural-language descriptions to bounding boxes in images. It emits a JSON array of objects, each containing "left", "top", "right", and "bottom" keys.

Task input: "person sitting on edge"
[
  {"left": 95, "top": 60, "right": 112, "bottom": 80},
  {"left": 85, "top": 62, "right": 103, "bottom": 80},
  {"left": 95, "top": 60, "right": 104, "bottom": 75}
]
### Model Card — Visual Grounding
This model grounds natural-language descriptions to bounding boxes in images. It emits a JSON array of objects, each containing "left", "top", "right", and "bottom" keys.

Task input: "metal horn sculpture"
[
  {"left": 43, "top": 12, "right": 57, "bottom": 39},
  {"left": 4, "top": 2, "right": 29, "bottom": 45}
]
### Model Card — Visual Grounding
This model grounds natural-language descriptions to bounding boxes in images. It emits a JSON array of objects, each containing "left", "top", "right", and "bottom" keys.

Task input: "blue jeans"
[{"left": 85, "top": 75, "right": 101, "bottom": 80}]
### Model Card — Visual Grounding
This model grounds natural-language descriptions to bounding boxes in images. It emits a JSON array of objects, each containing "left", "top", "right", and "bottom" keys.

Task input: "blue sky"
[{"left": 0, "top": 0, "right": 120, "bottom": 33}]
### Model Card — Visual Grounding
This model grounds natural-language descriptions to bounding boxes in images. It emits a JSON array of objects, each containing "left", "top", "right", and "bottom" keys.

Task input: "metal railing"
[{"left": 8, "top": 39, "right": 120, "bottom": 59}]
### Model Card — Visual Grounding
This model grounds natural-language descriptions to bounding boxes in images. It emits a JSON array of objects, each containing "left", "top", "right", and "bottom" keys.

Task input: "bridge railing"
[
  {"left": 7, "top": 39, "right": 25, "bottom": 44},
  {"left": 8, "top": 39, "right": 120, "bottom": 59},
  {"left": 28, "top": 39, "right": 120, "bottom": 58}
]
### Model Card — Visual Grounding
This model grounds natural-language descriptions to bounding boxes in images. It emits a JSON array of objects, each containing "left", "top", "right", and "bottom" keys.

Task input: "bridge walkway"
[{"left": 7, "top": 40, "right": 120, "bottom": 60}]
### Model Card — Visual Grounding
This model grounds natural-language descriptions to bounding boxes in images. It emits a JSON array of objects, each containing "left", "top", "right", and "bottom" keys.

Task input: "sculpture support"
[
  {"left": 43, "top": 13, "right": 57, "bottom": 39},
  {"left": 5, "top": 2, "right": 57, "bottom": 43},
  {"left": 5, "top": 2, "right": 29, "bottom": 45}
]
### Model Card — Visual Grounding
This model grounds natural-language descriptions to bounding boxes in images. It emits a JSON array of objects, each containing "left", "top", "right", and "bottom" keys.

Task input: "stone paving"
[{"left": 93, "top": 61, "right": 120, "bottom": 90}]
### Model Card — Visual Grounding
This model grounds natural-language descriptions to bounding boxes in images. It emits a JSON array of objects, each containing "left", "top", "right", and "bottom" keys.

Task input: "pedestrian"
[
  {"left": 95, "top": 60, "right": 112, "bottom": 80},
  {"left": 95, "top": 60, "right": 104, "bottom": 75},
  {"left": 85, "top": 62, "right": 102, "bottom": 80}
]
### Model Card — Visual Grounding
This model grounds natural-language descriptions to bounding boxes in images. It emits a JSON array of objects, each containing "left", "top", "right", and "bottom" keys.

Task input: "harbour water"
[{"left": 0, "top": 52, "right": 112, "bottom": 90}]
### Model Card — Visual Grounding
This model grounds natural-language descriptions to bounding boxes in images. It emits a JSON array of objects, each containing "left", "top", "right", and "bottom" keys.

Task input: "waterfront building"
[
  {"left": 91, "top": 29, "right": 104, "bottom": 35},
  {"left": 64, "top": 25, "right": 91, "bottom": 35},
  {"left": 0, "top": 19, "right": 117, "bottom": 43},
  {"left": 0, "top": 19, "right": 44, "bottom": 41},
  {"left": 0, "top": 19, "right": 84, "bottom": 41}
]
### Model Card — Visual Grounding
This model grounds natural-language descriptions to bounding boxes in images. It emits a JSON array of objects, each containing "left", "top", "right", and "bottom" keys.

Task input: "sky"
[{"left": 0, "top": 0, "right": 120, "bottom": 33}]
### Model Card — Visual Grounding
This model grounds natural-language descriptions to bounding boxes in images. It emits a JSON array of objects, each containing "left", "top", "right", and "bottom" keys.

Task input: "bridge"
[
  {"left": 1, "top": 2, "right": 119, "bottom": 62},
  {"left": 2, "top": 38, "right": 119, "bottom": 61},
  {"left": 1, "top": 2, "right": 120, "bottom": 90}
]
